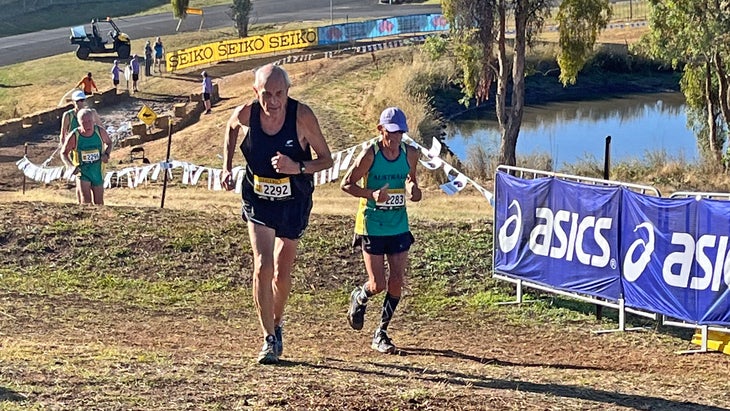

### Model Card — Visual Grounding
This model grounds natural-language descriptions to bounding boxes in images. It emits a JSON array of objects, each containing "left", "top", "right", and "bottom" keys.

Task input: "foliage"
[
  {"left": 556, "top": 0, "right": 612, "bottom": 85},
  {"left": 170, "top": 0, "right": 189, "bottom": 19},
  {"left": 230, "top": 0, "right": 253, "bottom": 37},
  {"left": 438, "top": 0, "right": 609, "bottom": 167},
  {"left": 642, "top": 0, "right": 730, "bottom": 166}
]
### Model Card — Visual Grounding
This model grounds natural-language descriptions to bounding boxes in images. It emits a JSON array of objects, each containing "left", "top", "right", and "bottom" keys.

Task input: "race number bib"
[
  {"left": 253, "top": 175, "right": 292, "bottom": 200},
  {"left": 80, "top": 149, "right": 100, "bottom": 164},
  {"left": 376, "top": 189, "right": 406, "bottom": 210}
]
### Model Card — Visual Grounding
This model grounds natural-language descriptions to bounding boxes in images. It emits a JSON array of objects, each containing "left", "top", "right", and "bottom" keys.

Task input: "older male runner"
[{"left": 221, "top": 64, "right": 333, "bottom": 364}]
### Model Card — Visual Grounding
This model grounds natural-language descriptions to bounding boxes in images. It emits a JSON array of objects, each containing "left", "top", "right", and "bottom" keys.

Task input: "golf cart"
[{"left": 70, "top": 17, "right": 131, "bottom": 60}]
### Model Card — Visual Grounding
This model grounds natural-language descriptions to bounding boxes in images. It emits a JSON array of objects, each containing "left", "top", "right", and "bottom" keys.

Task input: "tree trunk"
[
  {"left": 499, "top": 0, "right": 528, "bottom": 167},
  {"left": 715, "top": 53, "right": 730, "bottom": 129},
  {"left": 496, "top": 0, "right": 512, "bottom": 166},
  {"left": 706, "top": 60, "right": 722, "bottom": 164}
]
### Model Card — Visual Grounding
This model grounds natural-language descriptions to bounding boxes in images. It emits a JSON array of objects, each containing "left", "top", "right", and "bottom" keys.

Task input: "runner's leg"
[{"left": 247, "top": 221, "right": 277, "bottom": 339}]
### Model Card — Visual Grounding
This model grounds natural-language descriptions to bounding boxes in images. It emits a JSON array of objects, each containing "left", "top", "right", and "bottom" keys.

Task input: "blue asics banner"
[
  {"left": 621, "top": 192, "right": 730, "bottom": 325},
  {"left": 494, "top": 171, "right": 621, "bottom": 300}
]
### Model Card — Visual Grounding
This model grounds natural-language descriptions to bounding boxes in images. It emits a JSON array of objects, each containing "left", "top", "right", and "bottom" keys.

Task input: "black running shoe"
[
  {"left": 347, "top": 287, "right": 367, "bottom": 330},
  {"left": 274, "top": 323, "right": 283, "bottom": 357}
]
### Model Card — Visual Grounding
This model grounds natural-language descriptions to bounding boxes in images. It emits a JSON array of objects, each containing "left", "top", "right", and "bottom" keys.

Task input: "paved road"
[{"left": 0, "top": 0, "right": 441, "bottom": 67}]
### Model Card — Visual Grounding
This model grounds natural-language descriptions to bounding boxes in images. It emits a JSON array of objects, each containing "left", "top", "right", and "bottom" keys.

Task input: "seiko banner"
[
  {"left": 495, "top": 170, "right": 730, "bottom": 327},
  {"left": 621, "top": 192, "right": 730, "bottom": 325},
  {"left": 166, "top": 29, "right": 318, "bottom": 71},
  {"left": 495, "top": 172, "right": 621, "bottom": 300}
]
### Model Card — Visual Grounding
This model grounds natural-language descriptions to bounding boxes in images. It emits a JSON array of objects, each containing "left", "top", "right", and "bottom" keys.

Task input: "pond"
[{"left": 445, "top": 92, "right": 698, "bottom": 166}]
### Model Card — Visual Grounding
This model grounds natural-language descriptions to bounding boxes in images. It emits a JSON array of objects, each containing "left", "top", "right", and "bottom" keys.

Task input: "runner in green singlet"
[
  {"left": 341, "top": 107, "right": 422, "bottom": 354},
  {"left": 61, "top": 108, "right": 113, "bottom": 205}
]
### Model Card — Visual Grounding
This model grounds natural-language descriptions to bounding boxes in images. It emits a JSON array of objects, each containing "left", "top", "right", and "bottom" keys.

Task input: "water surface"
[{"left": 446, "top": 92, "right": 696, "bottom": 166}]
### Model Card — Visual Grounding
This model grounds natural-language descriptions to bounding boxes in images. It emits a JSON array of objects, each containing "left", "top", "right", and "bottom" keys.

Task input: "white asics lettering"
[
  {"left": 498, "top": 200, "right": 522, "bottom": 253},
  {"left": 528, "top": 207, "right": 613, "bottom": 268}
]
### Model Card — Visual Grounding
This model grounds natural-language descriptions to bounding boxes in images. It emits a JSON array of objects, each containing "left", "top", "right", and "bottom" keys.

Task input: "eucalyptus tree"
[
  {"left": 171, "top": 0, "right": 190, "bottom": 20},
  {"left": 437, "top": 0, "right": 611, "bottom": 166},
  {"left": 643, "top": 0, "right": 730, "bottom": 166},
  {"left": 231, "top": 0, "right": 253, "bottom": 37}
]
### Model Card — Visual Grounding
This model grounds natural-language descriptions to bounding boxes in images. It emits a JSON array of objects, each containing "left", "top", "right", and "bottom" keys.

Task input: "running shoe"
[
  {"left": 257, "top": 334, "right": 279, "bottom": 365},
  {"left": 371, "top": 329, "right": 396, "bottom": 354},
  {"left": 347, "top": 287, "right": 368, "bottom": 330},
  {"left": 274, "top": 323, "right": 283, "bottom": 357}
]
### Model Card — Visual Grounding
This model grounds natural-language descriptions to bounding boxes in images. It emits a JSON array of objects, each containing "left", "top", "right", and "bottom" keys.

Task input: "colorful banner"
[
  {"left": 15, "top": 134, "right": 494, "bottom": 204},
  {"left": 621, "top": 191, "right": 730, "bottom": 325},
  {"left": 494, "top": 171, "right": 622, "bottom": 300},
  {"left": 166, "top": 29, "right": 318, "bottom": 71},
  {"left": 318, "top": 14, "right": 448, "bottom": 45}
]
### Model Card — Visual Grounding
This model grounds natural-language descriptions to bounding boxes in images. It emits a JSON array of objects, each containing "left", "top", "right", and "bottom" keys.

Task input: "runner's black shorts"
[
  {"left": 352, "top": 231, "right": 414, "bottom": 255},
  {"left": 132, "top": 73, "right": 139, "bottom": 81},
  {"left": 241, "top": 196, "right": 313, "bottom": 240},
  {"left": 203, "top": 92, "right": 211, "bottom": 101}
]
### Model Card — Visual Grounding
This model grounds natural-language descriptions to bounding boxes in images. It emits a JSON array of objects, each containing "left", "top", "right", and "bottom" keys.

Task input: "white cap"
[{"left": 71, "top": 90, "right": 86, "bottom": 102}]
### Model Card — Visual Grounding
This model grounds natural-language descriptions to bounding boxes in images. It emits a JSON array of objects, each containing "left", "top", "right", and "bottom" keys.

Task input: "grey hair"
[
  {"left": 254, "top": 64, "right": 291, "bottom": 88},
  {"left": 77, "top": 108, "right": 94, "bottom": 120}
]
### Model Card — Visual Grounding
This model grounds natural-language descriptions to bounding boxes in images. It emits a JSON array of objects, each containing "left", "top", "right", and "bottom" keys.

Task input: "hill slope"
[{"left": 0, "top": 202, "right": 728, "bottom": 410}]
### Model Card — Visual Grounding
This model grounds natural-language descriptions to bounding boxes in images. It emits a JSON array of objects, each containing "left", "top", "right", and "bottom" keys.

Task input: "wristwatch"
[{"left": 299, "top": 161, "right": 306, "bottom": 174}]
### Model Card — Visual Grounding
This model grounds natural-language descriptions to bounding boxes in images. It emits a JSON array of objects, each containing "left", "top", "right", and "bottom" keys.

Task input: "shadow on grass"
[
  {"left": 395, "top": 346, "right": 605, "bottom": 370},
  {"left": 286, "top": 357, "right": 729, "bottom": 411},
  {"left": 0, "top": 83, "right": 32, "bottom": 88},
  {"left": 0, "top": 386, "right": 26, "bottom": 402}
]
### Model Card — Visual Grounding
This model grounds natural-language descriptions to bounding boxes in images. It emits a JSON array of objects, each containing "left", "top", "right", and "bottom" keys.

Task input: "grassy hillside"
[{"left": 2, "top": 202, "right": 729, "bottom": 410}]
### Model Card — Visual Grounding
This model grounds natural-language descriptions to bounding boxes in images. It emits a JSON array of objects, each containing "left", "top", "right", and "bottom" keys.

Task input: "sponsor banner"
[
  {"left": 166, "top": 29, "right": 318, "bottom": 71},
  {"left": 318, "top": 14, "right": 448, "bottom": 45},
  {"left": 495, "top": 171, "right": 621, "bottom": 300},
  {"left": 622, "top": 192, "right": 730, "bottom": 325}
]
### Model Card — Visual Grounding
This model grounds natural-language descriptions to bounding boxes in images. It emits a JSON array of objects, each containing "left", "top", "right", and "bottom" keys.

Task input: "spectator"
[
  {"left": 130, "top": 54, "right": 140, "bottom": 92},
  {"left": 154, "top": 37, "right": 165, "bottom": 73},
  {"left": 110, "top": 60, "right": 121, "bottom": 92},
  {"left": 202, "top": 70, "right": 213, "bottom": 114},
  {"left": 144, "top": 40, "right": 153, "bottom": 77},
  {"left": 76, "top": 72, "right": 98, "bottom": 96}
]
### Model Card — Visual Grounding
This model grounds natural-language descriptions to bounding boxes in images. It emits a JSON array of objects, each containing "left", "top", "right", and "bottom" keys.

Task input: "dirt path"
[{"left": 1, "top": 204, "right": 729, "bottom": 410}]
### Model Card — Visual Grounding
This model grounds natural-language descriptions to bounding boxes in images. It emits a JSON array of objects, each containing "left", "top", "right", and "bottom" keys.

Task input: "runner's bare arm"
[
  {"left": 222, "top": 104, "right": 251, "bottom": 190},
  {"left": 341, "top": 145, "right": 385, "bottom": 201},
  {"left": 405, "top": 145, "right": 422, "bottom": 202},
  {"left": 296, "top": 103, "right": 333, "bottom": 173},
  {"left": 59, "top": 112, "right": 70, "bottom": 144},
  {"left": 99, "top": 127, "right": 113, "bottom": 163},
  {"left": 223, "top": 104, "right": 251, "bottom": 172},
  {"left": 60, "top": 133, "right": 76, "bottom": 169}
]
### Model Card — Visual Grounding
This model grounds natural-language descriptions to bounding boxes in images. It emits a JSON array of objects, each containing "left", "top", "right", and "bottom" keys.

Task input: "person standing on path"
[
  {"left": 130, "top": 54, "right": 140, "bottom": 92},
  {"left": 341, "top": 107, "right": 422, "bottom": 355},
  {"left": 110, "top": 60, "right": 121, "bottom": 92},
  {"left": 221, "top": 64, "right": 333, "bottom": 365},
  {"left": 75, "top": 72, "right": 98, "bottom": 96},
  {"left": 61, "top": 108, "right": 113, "bottom": 205},
  {"left": 202, "top": 70, "right": 213, "bottom": 114},
  {"left": 144, "top": 40, "right": 153, "bottom": 77},
  {"left": 154, "top": 37, "right": 165, "bottom": 74}
]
